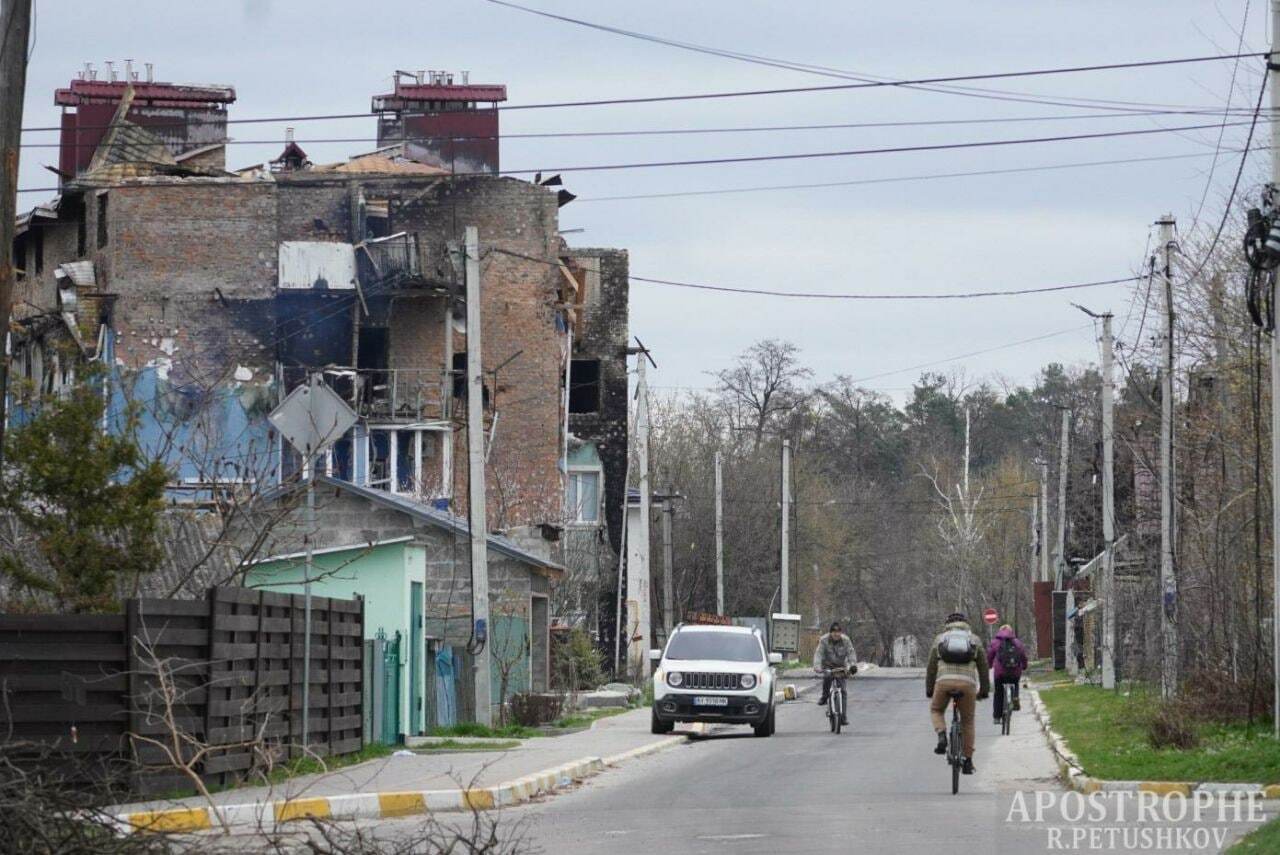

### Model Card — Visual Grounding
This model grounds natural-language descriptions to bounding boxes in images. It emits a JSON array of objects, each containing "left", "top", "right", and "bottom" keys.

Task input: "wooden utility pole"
[
  {"left": 464, "top": 226, "right": 492, "bottom": 725},
  {"left": 659, "top": 491, "right": 676, "bottom": 640},
  {"left": 1157, "top": 213, "right": 1179, "bottom": 700},
  {"left": 0, "top": 0, "right": 33, "bottom": 474},
  {"left": 714, "top": 451, "right": 724, "bottom": 615}
]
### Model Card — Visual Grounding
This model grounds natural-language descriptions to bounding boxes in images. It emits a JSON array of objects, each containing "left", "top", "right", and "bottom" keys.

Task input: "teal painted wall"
[{"left": 249, "top": 540, "right": 429, "bottom": 737}]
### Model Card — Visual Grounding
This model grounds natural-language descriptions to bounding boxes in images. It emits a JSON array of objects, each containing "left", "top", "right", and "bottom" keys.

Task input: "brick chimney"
[
  {"left": 54, "top": 63, "right": 235, "bottom": 181},
  {"left": 371, "top": 70, "right": 506, "bottom": 174}
]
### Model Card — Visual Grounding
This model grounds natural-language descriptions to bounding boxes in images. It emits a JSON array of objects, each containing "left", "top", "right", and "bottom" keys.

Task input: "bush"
[
  {"left": 508, "top": 692, "right": 564, "bottom": 727},
  {"left": 1146, "top": 701, "right": 1200, "bottom": 750},
  {"left": 552, "top": 627, "right": 605, "bottom": 691}
]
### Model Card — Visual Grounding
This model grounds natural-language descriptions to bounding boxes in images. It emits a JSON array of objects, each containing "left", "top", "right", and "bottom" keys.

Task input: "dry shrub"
[
  {"left": 1145, "top": 700, "right": 1201, "bottom": 750},
  {"left": 509, "top": 692, "right": 563, "bottom": 727}
]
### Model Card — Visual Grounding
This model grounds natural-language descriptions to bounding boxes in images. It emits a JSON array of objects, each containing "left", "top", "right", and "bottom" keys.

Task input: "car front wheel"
[
  {"left": 651, "top": 706, "right": 675, "bottom": 734},
  {"left": 753, "top": 704, "right": 775, "bottom": 737}
]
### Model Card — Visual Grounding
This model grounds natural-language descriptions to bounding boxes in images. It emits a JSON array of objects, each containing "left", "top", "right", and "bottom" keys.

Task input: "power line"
[
  {"left": 19, "top": 118, "right": 1271, "bottom": 195},
  {"left": 630, "top": 275, "right": 1138, "bottom": 300},
  {"left": 485, "top": 0, "right": 1268, "bottom": 115},
  {"left": 18, "top": 51, "right": 1270, "bottom": 134},
  {"left": 578, "top": 146, "right": 1267, "bottom": 203},
  {"left": 488, "top": 246, "right": 1137, "bottom": 300},
  {"left": 845, "top": 326, "right": 1094, "bottom": 385},
  {"left": 20, "top": 107, "right": 1268, "bottom": 150}
]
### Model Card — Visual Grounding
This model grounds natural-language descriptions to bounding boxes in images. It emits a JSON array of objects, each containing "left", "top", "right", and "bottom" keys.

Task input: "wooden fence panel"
[{"left": 0, "top": 587, "right": 363, "bottom": 795}]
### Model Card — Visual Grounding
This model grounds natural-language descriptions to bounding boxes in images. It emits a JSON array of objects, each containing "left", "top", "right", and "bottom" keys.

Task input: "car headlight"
[
  {"left": 740, "top": 673, "right": 757, "bottom": 690},
  {"left": 667, "top": 671, "right": 683, "bottom": 687}
]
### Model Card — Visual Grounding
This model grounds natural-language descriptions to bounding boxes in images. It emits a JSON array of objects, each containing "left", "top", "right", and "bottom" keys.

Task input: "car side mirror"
[
  {"left": 649, "top": 648, "right": 663, "bottom": 662},
  {"left": 767, "top": 652, "right": 783, "bottom": 664}
]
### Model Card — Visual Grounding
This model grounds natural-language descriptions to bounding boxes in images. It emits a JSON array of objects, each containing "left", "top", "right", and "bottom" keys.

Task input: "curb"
[
  {"left": 117, "top": 735, "right": 694, "bottom": 834},
  {"left": 1028, "top": 688, "right": 1280, "bottom": 800}
]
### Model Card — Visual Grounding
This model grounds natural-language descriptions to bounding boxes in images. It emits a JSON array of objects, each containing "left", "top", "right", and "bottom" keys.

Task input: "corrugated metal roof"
[{"left": 56, "top": 80, "right": 235, "bottom": 107}]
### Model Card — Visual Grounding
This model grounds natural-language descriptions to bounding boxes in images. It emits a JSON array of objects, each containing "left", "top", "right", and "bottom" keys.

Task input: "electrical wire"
[
  {"left": 577, "top": 146, "right": 1273, "bottom": 203},
  {"left": 844, "top": 326, "right": 1094, "bottom": 385},
  {"left": 484, "top": 1, "right": 1268, "bottom": 115},
  {"left": 18, "top": 50, "right": 1270, "bottom": 134}
]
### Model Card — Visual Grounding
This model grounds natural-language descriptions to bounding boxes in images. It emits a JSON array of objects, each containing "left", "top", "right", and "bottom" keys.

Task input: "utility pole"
[
  {"left": 464, "top": 225, "right": 492, "bottom": 726},
  {"left": 1054, "top": 409, "right": 1071, "bottom": 589},
  {"left": 1038, "top": 459, "right": 1050, "bottom": 583},
  {"left": 1100, "top": 313, "right": 1117, "bottom": 690},
  {"left": 626, "top": 348, "right": 653, "bottom": 680},
  {"left": 1270, "top": 0, "right": 1280, "bottom": 740},
  {"left": 1157, "top": 213, "right": 1179, "bottom": 700},
  {"left": 0, "top": 0, "right": 33, "bottom": 477},
  {"left": 780, "top": 438, "right": 791, "bottom": 614},
  {"left": 659, "top": 490, "right": 677, "bottom": 640},
  {"left": 714, "top": 451, "right": 724, "bottom": 615}
]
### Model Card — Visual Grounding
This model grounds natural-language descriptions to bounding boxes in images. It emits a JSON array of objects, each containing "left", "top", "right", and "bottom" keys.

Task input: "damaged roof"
[{"left": 309, "top": 143, "right": 450, "bottom": 177}]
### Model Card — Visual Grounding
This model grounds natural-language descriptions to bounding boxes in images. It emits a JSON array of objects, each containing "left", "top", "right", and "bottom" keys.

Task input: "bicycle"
[
  {"left": 823, "top": 667, "right": 849, "bottom": 734},
  {"left": 945, "top": 690, "right": 964, "bottom": 794},
  {"left": 1000, "top": 682, "right": 1014, "bottom": 736}
]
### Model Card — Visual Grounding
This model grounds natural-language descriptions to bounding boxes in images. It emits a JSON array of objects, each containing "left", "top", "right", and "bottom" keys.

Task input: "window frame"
[{"left": 566, "top": 465, "right": 603, "bottom": 526}]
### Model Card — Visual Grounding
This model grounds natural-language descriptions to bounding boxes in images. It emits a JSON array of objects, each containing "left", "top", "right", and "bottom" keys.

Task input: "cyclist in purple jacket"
[{"left": 986, "top": 624, "right": 1028, "bottom": 724}]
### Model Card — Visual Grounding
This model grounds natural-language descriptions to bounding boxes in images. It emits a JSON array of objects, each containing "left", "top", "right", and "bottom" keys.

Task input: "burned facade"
[{"left": 9, "top": 69, "right": 630, "bottom": 638}]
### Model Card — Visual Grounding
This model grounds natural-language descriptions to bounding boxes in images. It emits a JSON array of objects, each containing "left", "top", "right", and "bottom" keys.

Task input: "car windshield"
[{"left": 665, "top": 632, "right": 762, "bottom": 662}]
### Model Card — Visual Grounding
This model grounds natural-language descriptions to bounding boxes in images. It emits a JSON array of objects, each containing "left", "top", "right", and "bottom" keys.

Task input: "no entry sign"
[{"left": 983, "top": 608, "right": 999, "bottom": 625}]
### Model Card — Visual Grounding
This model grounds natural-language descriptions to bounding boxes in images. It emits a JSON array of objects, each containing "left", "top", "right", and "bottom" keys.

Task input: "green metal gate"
[{"left": 364, "top": 629, "right": 402, "bottom": 745}]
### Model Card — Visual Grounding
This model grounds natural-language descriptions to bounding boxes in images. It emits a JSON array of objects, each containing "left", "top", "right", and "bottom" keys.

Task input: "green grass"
[
  {"left": 260, "top": 742, "right": 395, "bottom": 786},
  {"left": 1230, "top": 817, "right": 1280, "bottom": 852},
  {"left": 1039, "top": 685, "right": 1280, "bottom": 783},
  {"left": 413, "top": 739, "right": 521, "bottom": 753},
  {"left": 548, "top": 706, "right": 630, "bottom": 730},
  {"left": 424, "top": 722, "right": 538, "bottom": 739}
]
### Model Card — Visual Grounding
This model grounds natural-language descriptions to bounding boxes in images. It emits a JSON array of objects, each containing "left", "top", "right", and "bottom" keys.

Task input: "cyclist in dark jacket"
[{"left": 986, "top": 624, "right": 1028, "bottom": 724}]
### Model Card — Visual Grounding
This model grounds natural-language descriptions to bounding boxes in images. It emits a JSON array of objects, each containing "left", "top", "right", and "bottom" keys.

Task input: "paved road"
[{"left": 505, "top": 671, "right": 1063, "bottom": 854}]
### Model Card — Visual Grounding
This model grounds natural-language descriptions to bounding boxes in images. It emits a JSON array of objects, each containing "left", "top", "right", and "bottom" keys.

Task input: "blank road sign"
[{"left": 269, "top": 376, "right": 359, "bottom": 459}]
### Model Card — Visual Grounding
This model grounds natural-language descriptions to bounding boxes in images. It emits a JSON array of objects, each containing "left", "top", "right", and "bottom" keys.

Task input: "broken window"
[
  {"left": 366, "top": 427, "right": 443, "bottom": 496},
  {"left": 365, "top": 198, "right": 391, "bottom": 240},
  {"left": 32, "top": 228, "right": 43, "bottom": 275},
  {"left": 76, "top": 200, "right": 87, "bottom": 257},
  {"left": 569, "top": 359, "right": 601, "bottom": 414},
  {"left": 96, "top": 193, "right": 109, "bottom": 249}
]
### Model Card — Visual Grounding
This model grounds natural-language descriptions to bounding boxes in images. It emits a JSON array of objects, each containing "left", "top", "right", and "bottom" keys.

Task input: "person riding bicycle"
[
  {"left": 813, "top": 621, "right": 857, "bottom": 725},
  {"left": 986, "top": 623, "right": 1028, "bottom": 725},
  {"left": 925, "top": 612, "right": 990, "bottom": 775}
]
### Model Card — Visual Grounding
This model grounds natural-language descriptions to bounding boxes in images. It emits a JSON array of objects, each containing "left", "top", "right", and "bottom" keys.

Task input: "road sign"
[
  {"left": 983, "top": 608, "right": 999, "bottom": 625},
  {"left": 269, "top": 375, "right": 358, "bottom": 459}
]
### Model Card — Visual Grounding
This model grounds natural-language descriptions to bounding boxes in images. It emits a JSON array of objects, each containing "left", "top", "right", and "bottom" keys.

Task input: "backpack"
[
  {"left": 937, "top": 628, "right": 975, "bottom": 664},
  {"left": 998, "top": 637, "right": 1021, "bottom": 672}
]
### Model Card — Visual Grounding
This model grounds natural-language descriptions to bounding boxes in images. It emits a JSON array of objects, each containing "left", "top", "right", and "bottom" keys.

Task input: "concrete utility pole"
[
  {"left": 1054, "top": 410, "right": 1071, "bottom": 589},
  {"left": 714, "top": 451, "right": 724, "bottom": 615},
  {"left": 1157, "top": 213, "right": 1179, "bottom": 700},
  {"left": 1038, "top": 459, "right": 1050, "bottom": 583},
  {"left": 660, "top": 491, "right": 676, "bottom": 640},
  {"left": 464, "top": 226, "right": 493, "bottom": 725},
  {"left": 1269, "top": 0, "right": 1280, "bottom": 737},
  {"left": 626, "top": 352, "right": 653, "bottom": 680},
  {"left": 780, "top": 438, "right": 792, "bottom": 614},
  {"left": 1100, "top": 313, "right": 1117, "bottom": 690},
  {"left": 0, "top": 0, "right": 33, "bottom": 476}
]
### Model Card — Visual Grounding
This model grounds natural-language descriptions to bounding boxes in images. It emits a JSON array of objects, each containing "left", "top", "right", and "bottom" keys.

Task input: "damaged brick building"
[{"left": 8, "top": 68, "right": 631, "bottom": 692}]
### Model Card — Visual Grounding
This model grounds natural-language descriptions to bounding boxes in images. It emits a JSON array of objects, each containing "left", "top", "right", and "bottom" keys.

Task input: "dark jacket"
[{"left": 986, "top": 627, "right": 1029, "bottom": 680}]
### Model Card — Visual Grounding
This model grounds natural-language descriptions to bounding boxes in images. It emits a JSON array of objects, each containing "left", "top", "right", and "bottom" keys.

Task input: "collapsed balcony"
[{"left": 280, "top": 365, "right": 451, "bottom": 424}]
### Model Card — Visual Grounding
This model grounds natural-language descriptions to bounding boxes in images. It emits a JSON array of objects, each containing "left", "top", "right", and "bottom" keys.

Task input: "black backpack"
[{"left": 998, "top": 637, "right": 1021, "bottom": 671}]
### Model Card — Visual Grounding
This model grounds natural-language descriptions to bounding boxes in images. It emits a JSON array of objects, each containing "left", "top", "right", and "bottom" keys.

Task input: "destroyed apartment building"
[{"left": 8, "top": 66, "right": 630, "bottom": 709}]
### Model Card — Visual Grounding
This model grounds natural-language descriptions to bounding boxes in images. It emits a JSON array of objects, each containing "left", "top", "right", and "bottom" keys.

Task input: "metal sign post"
[{"left": 268, "top": 374, "right": 358, "bottom": 748}]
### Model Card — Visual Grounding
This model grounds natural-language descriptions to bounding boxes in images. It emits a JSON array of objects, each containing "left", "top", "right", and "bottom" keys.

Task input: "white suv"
[{"left": 650, "top": 624, "right": 782, "bottom": 737}]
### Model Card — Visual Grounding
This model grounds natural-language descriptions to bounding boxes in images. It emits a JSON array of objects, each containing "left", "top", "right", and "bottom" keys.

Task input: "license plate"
[{"left": 693, "top": 696, "right": 728, "bottom": 707}]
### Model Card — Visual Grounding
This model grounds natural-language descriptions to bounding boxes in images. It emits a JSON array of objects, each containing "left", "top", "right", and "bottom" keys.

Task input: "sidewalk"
[{"left": 115, "top": 707, "right": 691, "bottom": 830}]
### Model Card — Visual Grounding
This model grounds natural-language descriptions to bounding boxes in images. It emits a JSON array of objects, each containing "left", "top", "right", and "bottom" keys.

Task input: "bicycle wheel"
[
  {"left": 1002, "top": 685, "right": 1013, "bottom": 735},
  {"left": 950, "top": 721, "right": 962, "bottom": 794},
  {"left": 833, "top": 693, "right": 843, "bottom": 734}
]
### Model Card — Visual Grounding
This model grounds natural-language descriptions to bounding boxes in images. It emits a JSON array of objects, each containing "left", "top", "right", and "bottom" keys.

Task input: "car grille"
[{"left": 680, "top": 672, "right": 742, "bottom": 690}]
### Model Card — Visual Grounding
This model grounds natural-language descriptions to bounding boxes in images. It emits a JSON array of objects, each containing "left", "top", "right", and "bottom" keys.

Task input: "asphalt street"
[{"left": 505, "top": 671, "right": 1064, "bottom": 854}]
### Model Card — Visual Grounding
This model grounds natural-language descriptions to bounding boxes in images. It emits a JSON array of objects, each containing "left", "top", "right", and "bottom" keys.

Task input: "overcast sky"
[{"left": 15, "top": 0, "right": 1269, "bottom": 400}]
